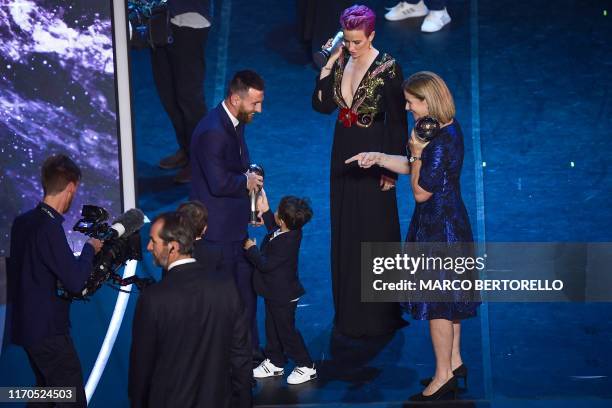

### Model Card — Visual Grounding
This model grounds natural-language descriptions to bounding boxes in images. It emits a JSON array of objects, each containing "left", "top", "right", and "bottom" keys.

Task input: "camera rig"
[{"left": 57, "top": 205, "right": 154, "bottom": 301}]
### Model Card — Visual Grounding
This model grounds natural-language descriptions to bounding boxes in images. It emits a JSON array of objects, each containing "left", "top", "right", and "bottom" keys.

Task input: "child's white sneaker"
[
  {"left": 287, "top": 365, "right": 317, "bottom": 385},
  {"left": 253, "top": 359, "right": 284, "bottom": 378}
]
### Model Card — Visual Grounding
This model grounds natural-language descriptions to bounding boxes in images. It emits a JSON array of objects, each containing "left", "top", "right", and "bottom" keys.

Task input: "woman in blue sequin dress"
[{"left": 346, "top": 71, "right": 479, "bottom": 400}]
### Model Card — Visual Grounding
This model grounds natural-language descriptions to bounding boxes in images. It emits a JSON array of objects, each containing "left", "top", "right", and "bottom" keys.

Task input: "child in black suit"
[{"left": 244, "top": 189, "right": 316, "bottom": 385}]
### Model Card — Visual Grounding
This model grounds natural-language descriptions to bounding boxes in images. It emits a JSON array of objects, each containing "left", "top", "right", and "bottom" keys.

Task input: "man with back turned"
[{"left": 7, "top": 154, "right": 102, "bottom": 407}]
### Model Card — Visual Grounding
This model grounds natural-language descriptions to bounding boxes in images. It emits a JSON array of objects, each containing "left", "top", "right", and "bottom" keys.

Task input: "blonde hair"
[{"left": 403, "top": 71, "right": 455, "bottom": 123}]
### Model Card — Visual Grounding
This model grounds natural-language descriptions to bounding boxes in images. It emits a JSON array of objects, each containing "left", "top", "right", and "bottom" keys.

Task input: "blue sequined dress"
[{"left": 406, "top": 119, "right": 480, "bottom": 321}]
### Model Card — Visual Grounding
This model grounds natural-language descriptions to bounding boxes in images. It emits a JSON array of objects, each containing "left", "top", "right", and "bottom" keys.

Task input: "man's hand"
[
  {"left": 246, "top": 171, "right": 263, "bottom": 192},
  {"left": 243, "top": 238, "right": 257, "bottom": 250},
  {"left": 88, "top": 238, "right": 103, "bottom": 254},
  {"left": 257, "top": 188, "right": 270, "bottom": 213}
]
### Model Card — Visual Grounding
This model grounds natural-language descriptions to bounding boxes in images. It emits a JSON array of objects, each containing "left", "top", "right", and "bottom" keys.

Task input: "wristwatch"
[{"left": 409, "top": 156, "right": 421, "bottom": 163}]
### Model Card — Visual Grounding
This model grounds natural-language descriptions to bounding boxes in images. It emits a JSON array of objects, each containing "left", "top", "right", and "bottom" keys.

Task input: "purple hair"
[{"left": 340, "top": 5, "right": 376, "bottom": 36}]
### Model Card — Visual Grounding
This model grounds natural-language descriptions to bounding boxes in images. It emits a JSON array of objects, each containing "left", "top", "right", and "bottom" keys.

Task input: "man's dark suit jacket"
[
  {"left": 190, "top": 103, "right": 250, "bottom": 242},
  {"left": 128, "top": 261, "right": 252, "bottom": 408},
  {"left": 193, "top": 238, "right": 223, "bottom": 271},
  {"left": 245, "top": 211, "right": 306, "bottom": 303}
]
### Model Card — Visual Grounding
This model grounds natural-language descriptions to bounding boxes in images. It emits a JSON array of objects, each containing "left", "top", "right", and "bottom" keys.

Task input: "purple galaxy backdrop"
[{"left": 0, "top": 0, "right": 123, "bottom": 256}]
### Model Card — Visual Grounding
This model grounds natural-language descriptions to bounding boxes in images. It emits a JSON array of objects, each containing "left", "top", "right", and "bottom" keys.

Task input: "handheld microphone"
[{"left": 313, "top": 31, "right": 344, "bottom": 69}]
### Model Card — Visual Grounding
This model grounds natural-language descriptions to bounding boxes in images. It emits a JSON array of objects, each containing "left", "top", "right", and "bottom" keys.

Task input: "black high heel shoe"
[
  {"left": 420, "top": 364, "right": 468, "bottom": 389},
  {"left": 409, "top": 375, "right": 458, "bottom": 401}
]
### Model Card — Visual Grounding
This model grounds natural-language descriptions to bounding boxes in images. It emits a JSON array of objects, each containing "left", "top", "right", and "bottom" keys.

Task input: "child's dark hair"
[{"left": 278, "top": 196, "right": 313, "bottom": 230}]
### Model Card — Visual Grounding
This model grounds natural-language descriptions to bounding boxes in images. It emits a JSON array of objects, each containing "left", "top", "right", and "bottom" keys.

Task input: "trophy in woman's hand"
[
  {"left": 248, "top": 164, "right": 265, "bottom": 224},
  {"left": 313, "top": 31, "right": 344, "bottom": 69},
  {"left": 414, "top": 116, "right": 440, "bottom": 143}
]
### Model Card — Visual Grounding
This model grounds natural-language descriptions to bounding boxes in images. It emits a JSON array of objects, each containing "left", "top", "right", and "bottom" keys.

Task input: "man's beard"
[
  {"left": 153, "top": 248, "right": 170, "bottom": 269},
  {"left": 237, "top": 109, "right": 255, "bottom": 124}
]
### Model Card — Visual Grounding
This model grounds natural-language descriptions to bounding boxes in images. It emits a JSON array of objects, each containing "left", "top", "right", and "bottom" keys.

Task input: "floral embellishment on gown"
[
  {"left": 339, "top": 107, "right": 358, "bottom": 127},
  {"left": 333, "top": 52, "right": 398, "bottom": 128}
]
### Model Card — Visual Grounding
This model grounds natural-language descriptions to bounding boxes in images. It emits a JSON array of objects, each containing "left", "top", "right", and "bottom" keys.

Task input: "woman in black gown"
[{"left": 312, "top": 5, "right": 407, "bottom": 338}]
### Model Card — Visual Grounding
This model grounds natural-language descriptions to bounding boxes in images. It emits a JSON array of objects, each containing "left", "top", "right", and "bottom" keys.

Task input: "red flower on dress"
[{"left": 339, "top": 108, "right": 358, "bottom": 128}]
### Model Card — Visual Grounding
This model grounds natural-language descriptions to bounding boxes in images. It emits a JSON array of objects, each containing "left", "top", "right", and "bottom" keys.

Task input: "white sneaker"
[
  {"left": 384, "top": 1, "right": 429, "bottom": 21},
  {"left": 421, "top": 8, "right": 451, "bottom": 32},
  {"left": 287, "top": 365, "right": 317, "bottom": 385},
  {"left": 253, "top": 359, "right": 284, "bottom": 379}
]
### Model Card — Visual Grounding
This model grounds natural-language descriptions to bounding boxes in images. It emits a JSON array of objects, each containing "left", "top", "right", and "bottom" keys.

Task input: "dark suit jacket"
[
  {"left": 160, "top": 240, "right": 222, "bottom": 280},
  {"left": 193, "top": 238, "right": 223, "bottom": 271},
  {"left": 128, "top": 261, "right": 252, "bottom": 408},
  {"left": 190, "top": 103, "right": 250, "bottom": 242},
  {"left": 245, "top": 211, "right": 305, "bottom": 303}
]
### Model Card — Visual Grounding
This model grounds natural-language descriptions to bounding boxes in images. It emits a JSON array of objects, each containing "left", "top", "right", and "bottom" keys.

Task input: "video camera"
[
  {"left": 73, "top": 205, "right": 115, "bottom": 239},
  {"left": 57, "top": 205, "right": 154, "bottom": 300}
]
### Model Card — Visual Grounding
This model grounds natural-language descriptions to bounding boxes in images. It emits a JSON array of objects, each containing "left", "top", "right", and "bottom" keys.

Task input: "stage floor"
[{"left": 2, "top": 0, "right": 611, "bottom": 407}]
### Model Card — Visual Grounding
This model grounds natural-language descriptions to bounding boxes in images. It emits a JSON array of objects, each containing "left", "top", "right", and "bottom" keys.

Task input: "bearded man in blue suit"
[{"left": 190, "top": 70, "right": 265, "bottom": 361}]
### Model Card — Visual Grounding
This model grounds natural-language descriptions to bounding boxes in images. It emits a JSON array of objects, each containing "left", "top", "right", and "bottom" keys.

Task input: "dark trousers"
[
  {"left": 264, "top": 300, "right": 312, "bottom": 368},
  {"left": 23, "top": 334, "right": 86, "bottom": 408},
  {"left": 203, "top": 240, "right": 259, "bottom": 350},
  {"left": 150, "top": 24, "right": 209, "bottom": 156},
  {"left": 406, "top": 0, "right": 446, "bottom": 10}
]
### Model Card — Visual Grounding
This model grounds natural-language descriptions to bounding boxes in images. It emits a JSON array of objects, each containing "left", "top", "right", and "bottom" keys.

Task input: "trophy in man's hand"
[
  {"left": 248, "top": 164, "right": 265, "bottom": 224},
  {"left": 414, "top": 116, "right": 440, "bottom": 143}
]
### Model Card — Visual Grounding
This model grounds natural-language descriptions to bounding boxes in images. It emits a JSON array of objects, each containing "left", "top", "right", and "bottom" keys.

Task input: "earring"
[{"left": 369, "top": 43, "right": 372, "bottom": 49}]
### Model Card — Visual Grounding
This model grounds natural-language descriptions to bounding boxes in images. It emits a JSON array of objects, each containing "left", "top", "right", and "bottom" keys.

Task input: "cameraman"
[{"left": 7, "top": 154, "right": 102, "bottom": 407}]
